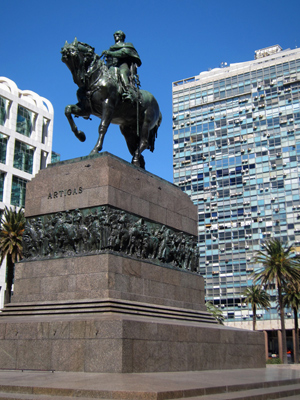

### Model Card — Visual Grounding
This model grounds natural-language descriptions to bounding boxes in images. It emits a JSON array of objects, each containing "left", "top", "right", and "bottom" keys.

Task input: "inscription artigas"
[{"left": 48, "top": 187, "right": 83, "bottom": 199}]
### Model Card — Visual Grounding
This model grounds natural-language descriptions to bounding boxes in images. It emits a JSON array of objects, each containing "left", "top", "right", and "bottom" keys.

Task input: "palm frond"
[
  {"left": 206, "top": 301, "right": 224, "bottom": 325},
  {"left": 243, "top": 285, "right": 271, "bottom": 310},
  {"left": 0, "top": 206, "right": 25, "bottom": 265}
]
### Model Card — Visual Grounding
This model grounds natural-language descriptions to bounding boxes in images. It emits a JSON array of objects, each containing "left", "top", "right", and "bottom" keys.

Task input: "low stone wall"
[
  {"left": 0, "top": 314, "right": 265, "bottom": 372},
  {"left": 12, "top": 253, "right": 205, "bottom": 311}
]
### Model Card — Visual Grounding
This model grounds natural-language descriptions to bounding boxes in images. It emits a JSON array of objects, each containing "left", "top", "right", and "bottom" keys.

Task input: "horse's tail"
[{"left": 148, "top": 111, "right": 162, "bottom": 152}]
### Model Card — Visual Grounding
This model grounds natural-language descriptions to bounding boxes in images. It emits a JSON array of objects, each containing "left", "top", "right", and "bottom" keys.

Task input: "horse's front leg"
[
  {"left": 132, "top": 119, "right": 150, "bottom": 169},
  {"left": 90, "top": 100, "right": 115, "bottom": 154},
  {"left": 65, "top": 103, "right": 90, "bottom": 142}
]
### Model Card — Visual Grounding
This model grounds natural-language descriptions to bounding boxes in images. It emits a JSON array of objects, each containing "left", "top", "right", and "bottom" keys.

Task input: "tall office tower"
[
  {"left": 0, "top": 77, "right": 54, "bottom": 308},
  {"left": 172, "top": 46, "right": 300, "bottom": 351}
]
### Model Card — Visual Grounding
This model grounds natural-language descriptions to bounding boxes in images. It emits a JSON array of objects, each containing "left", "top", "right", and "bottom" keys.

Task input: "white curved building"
[{"left": 0, "top": 77, "right": 54, "bottom": 307}]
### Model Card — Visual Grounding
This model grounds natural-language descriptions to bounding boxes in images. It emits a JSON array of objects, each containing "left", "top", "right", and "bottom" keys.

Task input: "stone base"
[
  {"left": 0, "top": 313, "right": 265, "bottom": 373},
  {"left": 11, "top": 253, "right": 205, "bottom": 311},
  {"left": 0, "top": 154, "right": 266, "bottom": 373},
  {"left": 0, "top": 251, "right": 265, "bottom": 373}
]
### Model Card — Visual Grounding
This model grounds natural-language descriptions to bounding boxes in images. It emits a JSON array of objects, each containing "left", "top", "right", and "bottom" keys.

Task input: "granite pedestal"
[{"left": 0, "top": 153, "right": 265, "bottom": 372}]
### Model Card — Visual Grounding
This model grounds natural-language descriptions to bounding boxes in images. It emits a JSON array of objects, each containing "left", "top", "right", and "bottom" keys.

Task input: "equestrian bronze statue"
[{"left": 61, "top": 34, "right": 162, "bottom": 169}]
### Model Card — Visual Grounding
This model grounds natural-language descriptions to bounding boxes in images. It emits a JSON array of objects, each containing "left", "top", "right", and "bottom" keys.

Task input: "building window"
[
  {"left": 13, "top": 140, "right": 34, "bottom": 174},
  {"left": 16, "top": 106, "right": 32, "bottom": 137},
  {"left": 42, "top": 118, "right": 49, "bottom": 144},
  {"left": 0, "top": 96, "right": 6, "bottom": 126},
  {"left": 51, "top": 151, "right": 60, "bottom": 163},
  {"left": 40, "top": 151, "right": 48, "bottom": 170},
  {"left": 0, "top": 134, "right": 8, "bottom": 164},
  {"left": 11, "top": 176, "right": 27, "bottom": 207},
  {"left": 0, "top": 172, "right": 5, "bottom": 202}
]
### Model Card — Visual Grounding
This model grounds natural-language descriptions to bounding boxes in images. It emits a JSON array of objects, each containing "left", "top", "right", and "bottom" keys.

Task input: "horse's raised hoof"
[{"left": 76, "top": 130, "right": 86, "bottom": 142}]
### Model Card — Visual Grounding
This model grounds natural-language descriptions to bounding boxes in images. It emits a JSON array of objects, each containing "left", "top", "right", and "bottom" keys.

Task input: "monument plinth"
[{"left": 0, "top": 153, "right": 265, "bottom": 372}]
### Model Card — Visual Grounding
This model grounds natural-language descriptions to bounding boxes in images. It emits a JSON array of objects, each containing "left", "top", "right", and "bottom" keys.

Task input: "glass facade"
[
  {"left": 0, "top": 76, "right": 54, "bottom": 309},
  {"left": 11, "top": 176, "right": 27, "bottom": 207},
  {"left": 0, "top": 172, "right": 4, "bottom": 202},
  {"left": 16, "top": 105, "right": 32, "bottom": 137},
  {"left": 51, "top": 151, "right": 60, "bottom": 163},
  {"left": 13, "top": 140, "right": 34, "bottom": 174},
  {"left": 0, "top": 96, "right": 6, "bottom": 126},
  {"left": 0, "top": 133, "right": 7, "bottom": 164},
  {"left": 172, "top": 47, "right": 300, "bottom": 323},
  {"left": 42, "top": 118, "right": 49, "bottom": 144}
]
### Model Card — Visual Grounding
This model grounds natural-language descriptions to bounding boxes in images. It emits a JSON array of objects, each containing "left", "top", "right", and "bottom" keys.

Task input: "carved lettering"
[{"left": 47, "top": 187, "right": 83, "bottom": 199}]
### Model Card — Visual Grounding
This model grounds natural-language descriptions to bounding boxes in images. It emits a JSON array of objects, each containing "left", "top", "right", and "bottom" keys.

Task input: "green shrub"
[{"left": 266, "top": 358, "right": 282, "bottom": 364}]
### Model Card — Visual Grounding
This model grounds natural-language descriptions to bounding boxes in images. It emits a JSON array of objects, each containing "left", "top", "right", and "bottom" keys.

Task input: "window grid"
[
  {"left": 0, "top": 134, "right": 8, "bottom": 164},
  {"left": 16, "top": 106, "right": 32, "bottom": 137},
  {"left": 173, "top": 49, "right": 300, "bottom": 322},
  {"left": 13, "top": 140, "right": 34, "bottom": 174},
  {"left": 0, "top": 172, "right": 4, "bottom": 202},
  {"left": 11, "top": 175, "right": 27, "bottom": 207},
  {"left": 0, "top": 96, "right": 6, "bottom": 126}
]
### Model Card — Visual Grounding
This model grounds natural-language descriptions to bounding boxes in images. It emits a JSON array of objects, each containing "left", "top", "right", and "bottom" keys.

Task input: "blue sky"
[{"left": 1, "top": 0, "right": 300, "bottom": 182}]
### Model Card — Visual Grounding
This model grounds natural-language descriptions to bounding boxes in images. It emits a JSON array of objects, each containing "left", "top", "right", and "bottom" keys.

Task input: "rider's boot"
[{"left": 122, "top": 85, "right": 136, "bottom": 103}]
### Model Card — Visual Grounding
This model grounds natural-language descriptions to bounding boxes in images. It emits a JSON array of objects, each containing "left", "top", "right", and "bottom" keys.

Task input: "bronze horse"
[{"left": 61, "top": 38, "right": 162, "bottom": 168}]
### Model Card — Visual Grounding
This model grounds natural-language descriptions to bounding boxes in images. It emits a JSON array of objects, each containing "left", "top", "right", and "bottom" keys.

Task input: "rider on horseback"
[{"left": 101, "top": 30, "right": 142, "bottom": 103}]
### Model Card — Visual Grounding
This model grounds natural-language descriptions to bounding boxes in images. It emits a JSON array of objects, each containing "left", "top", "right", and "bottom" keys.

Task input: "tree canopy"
[
  {"left": 252, "top": 238, "right": 300, "bottom": 364},
  {"left": 243, "top": 285, "right": 270, "bottom": 330}
]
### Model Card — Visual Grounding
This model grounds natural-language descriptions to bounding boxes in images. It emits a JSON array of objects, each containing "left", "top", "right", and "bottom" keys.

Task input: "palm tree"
[
  {"left": 206, "top": 301, "right": 224, "bottom": 325},
  {"left": 242, "top": 285, "right": 270, "bottom": 330},
  {"left": 283, "top": 281, "right": 300, "bottom": 364},
  {"left": 252, "top": 239, "right": 300, "bottom": 364},
  {"left": 0, "top": 207, "right": 25, "bottom": 304}
]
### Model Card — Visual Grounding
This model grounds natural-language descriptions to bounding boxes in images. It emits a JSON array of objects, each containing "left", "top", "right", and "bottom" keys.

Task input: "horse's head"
[{"left": 61, "top": 38, "right": 97, "bottom": 87}]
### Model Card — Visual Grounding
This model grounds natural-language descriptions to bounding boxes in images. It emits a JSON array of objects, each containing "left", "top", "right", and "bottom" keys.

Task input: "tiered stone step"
[
  {"left": 0, "top": 298, "right": 217, "bottom": 323},
  {"left": 0, "top": 370, "right": 299, "bottom": 400},
  {"left": 177, "top": 383, "right": 300, "bottom": 399}
]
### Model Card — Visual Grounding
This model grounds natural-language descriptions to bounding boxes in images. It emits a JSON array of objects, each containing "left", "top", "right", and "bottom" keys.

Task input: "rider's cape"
[{"left": 108, "top": 42, "right": 142, "bottom": 67}]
